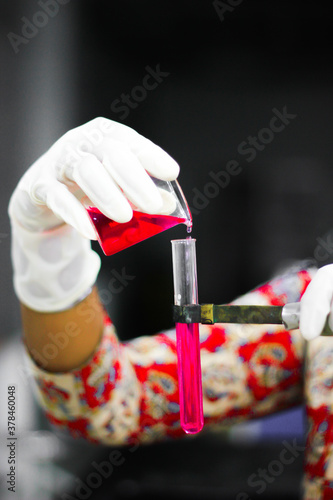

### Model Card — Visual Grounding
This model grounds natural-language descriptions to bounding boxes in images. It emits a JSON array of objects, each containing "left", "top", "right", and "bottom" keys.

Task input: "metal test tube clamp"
[{"left": 173, "top": 302, "right": 333, "bottom": 336}]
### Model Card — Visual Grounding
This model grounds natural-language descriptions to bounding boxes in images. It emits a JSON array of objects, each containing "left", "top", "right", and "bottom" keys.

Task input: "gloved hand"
[
  {"left": 8, "top": 117, "right": 179, "bottom": 312},
  {"left": 300, "top": 265, "right": 333, "bottom": 340}
]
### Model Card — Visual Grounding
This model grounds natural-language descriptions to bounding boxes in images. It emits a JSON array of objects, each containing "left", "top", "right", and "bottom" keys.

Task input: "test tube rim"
[{"left": 171, "top": 238, "right": 197, "bottom": 244}]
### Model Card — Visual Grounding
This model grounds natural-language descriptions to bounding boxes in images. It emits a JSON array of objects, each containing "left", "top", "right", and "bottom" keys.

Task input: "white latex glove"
[
  {"left": 9, "top": 117, "right": 179, "bottom": 312},
  {"left": 300, "top": 265, "right": 333, "bottom": 340},
  {"left": 9, "top": 117, "right": 179, "bottom": 237}
]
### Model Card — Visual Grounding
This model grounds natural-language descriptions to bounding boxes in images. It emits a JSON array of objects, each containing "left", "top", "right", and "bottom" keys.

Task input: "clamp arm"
[{"left": 173, "top": 303, "right": 333, "bottom": 336}]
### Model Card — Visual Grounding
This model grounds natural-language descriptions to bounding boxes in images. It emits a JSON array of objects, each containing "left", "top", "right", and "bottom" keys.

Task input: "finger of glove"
[
  {"left": 74, "top": 118, "right": 180, "bottom": 181},
  {"left": 42, "top": 181, "right": 97, "bottom": 240},
  {"left": 300, "top": 266, "right": 333, "bottom": 340},
  {"left": 158, "top": 188, "right": 177, "bottom": 214},
  {"left": 70, "top": 154, "right": 135, "bottom": 223},
  {"left": 88, "top": 139, "right": 164, "bottom": 215},
  {"left": 134, "top": 142, "right": 180, "bottom": 181}
]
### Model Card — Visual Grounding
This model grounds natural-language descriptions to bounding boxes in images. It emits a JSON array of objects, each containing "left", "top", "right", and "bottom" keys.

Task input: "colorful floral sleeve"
[
  {"left": 24, "top": 264, "right": 314, "bottom": 451},
  {"left": 303, "top": 336, "right": 333, "bottom": 499}
]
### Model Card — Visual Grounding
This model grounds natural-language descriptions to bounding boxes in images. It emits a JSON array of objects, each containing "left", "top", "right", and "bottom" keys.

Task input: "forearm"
[{"left": 21, "top": 286, "right": 105, "bottom": 373}]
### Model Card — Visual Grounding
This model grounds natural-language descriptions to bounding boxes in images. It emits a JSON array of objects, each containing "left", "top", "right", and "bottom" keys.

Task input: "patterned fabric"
[
  {"left": 25, "top": 265, "right": 332, "bottom": 498},
  {"left": 304, "top": 337, "right": 333, "bottom": 499}
]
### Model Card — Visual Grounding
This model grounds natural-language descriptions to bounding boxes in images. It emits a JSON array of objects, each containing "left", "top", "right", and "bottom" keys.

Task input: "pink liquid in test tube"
[
  {"left": 172, "top": 237, "right": 204, "bottom": 434},
  {"left": 176, "top": 322, "right": 203, "bottom": 434}
]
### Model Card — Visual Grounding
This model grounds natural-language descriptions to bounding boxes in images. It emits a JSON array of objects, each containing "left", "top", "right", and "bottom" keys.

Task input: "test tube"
[{"left": 171, "top": 237, "right": 204, "bottom": 434}]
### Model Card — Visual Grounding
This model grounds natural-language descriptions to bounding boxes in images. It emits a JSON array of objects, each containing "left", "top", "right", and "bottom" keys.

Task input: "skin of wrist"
[{"left": 21, "top": 286, "right": 105, "bottom": 373}]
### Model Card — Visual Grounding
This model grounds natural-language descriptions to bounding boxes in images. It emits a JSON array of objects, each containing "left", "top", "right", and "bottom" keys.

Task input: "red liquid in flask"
[
  {"left": 176, "top": 322, "right": 204, "bottom": 434},
  {"left": 87, "top": 207, "right": 190, "bottom": 256}
]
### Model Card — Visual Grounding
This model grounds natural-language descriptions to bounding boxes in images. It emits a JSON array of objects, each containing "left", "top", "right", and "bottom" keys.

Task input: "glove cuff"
[{"left": 10, "top": 220, "right": 101, "bottom": 312}]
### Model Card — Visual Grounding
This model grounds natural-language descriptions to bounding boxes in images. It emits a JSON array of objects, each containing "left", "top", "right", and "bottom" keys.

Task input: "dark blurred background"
[{"left": 1, "top": 1, "right": 333, "bottom": 498}]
